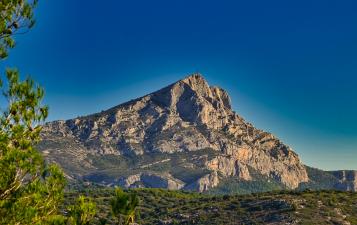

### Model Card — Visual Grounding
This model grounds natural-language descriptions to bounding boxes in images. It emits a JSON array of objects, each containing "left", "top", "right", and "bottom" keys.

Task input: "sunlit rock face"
[{"left": 40, "top": 73, "right": 309, "bottom": 191}]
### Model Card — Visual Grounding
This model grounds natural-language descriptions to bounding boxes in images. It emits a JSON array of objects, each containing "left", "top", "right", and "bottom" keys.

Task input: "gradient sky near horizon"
[{"left": 1, "top": 0, "right": 357, "bottom": 170}]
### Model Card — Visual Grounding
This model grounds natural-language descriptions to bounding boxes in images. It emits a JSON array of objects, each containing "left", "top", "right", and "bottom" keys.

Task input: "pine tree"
[
  {"left": 0, "top": 0, "right": 38, "bottom": 59},
  {"left": 0, "top": 69, "right": 67, "bottom": 224},
  {"left": 0, "top": 2, "right": 70, "bottom": 224},
  {"left": 67, "top": 195, "right": 96, "bottom": 225},
  {"left": 111, "top": 188, "right": 139, "bottom": 225}
]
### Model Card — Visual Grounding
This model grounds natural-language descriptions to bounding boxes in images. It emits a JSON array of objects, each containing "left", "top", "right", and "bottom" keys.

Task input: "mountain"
[{"left": 39, "top": 74, "right": 352, "bottom": 193}]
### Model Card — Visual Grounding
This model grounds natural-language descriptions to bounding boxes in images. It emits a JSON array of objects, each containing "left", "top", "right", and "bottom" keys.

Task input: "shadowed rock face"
[
  {"left": 40, "top": 74, "right": 309, "bottom": 191},
  {"left": 331, "top": 170, "right": 357, "bottom": 191}
]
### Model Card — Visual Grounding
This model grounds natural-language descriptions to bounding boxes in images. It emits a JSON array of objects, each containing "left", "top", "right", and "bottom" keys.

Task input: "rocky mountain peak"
[
  {"left": 150, "top": 74, "right": 232, "bottom": 126},
  {"left": 179, "top": 73, "right": 211, "bottom": 95},
  {"left": 178, "top": 74, "right": 231, "bottom": 109},
  {"left": 40, "top": 73, "right": 309, "bottom": 191}
]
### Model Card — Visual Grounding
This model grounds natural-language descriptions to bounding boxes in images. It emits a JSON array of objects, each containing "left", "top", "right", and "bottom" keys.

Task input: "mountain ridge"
[{"left": 39, "top": 73, "right": 355, "bottom": 193}]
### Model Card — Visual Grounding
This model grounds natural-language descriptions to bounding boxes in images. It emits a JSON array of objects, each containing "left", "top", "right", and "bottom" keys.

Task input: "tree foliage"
[
  {"left": 111, "top": 187, "right": 139, "bottom": 225},
  {"left": 0, "top": 0, "right": 38, "bottom": 59},
  {"left": 67, "top": 195, "right": 96, "bottom": 225},
  {"left": 0, "top": 69, "right": 67, "bottom": 224}
]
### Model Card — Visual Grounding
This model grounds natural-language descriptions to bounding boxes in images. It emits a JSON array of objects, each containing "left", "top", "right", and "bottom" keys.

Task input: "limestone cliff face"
[
  {"left": 185, "top": 171, "right": 220, "bottom": 192},
  {"left": 40, "top": 74, "right": 308, "bottom": 191},
  {"left": 118, "top": 173, "right": 185, "bottom": 190}
]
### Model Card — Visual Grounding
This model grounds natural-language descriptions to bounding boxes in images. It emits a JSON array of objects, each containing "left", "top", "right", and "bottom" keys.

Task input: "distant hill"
[{"left": 39, "top": 74, "right": 356, "bottom": 193}]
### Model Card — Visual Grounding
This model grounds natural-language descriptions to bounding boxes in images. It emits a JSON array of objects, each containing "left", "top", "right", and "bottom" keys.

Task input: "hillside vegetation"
[{"left": 66, "top": 187, "right": 357, "bottom": 225}]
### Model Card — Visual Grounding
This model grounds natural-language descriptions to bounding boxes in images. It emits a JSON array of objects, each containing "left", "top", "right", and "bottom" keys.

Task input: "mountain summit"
[{"left": 40, "top": 74, "right": 309, "bottom": 191}]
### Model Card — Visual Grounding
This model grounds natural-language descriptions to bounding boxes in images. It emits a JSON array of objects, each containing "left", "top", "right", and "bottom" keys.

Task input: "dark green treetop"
[
  {"left": 0, "top": 0, "right": 38, "bottom": 59},
  {"left": 111, "top": 187, "right": 139, "bottom": 225}
]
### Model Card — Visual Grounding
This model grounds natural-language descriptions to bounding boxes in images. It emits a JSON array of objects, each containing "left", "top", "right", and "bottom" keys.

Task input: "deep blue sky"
[{"left": 1, "top": 0, "right": 357, "bottom": 170}]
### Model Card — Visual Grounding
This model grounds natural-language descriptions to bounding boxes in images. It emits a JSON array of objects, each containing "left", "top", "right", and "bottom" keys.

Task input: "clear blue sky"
[{"left": 1, "top": 0, "right": 357, "bottom": 170}]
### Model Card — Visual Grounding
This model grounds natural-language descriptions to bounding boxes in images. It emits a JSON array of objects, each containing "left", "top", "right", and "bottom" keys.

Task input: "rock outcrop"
[
  {"left": 331, "top": 170, "right": 357, "bottom": 192},
  {"left": 40, "top": 74, "right": 309, "bottom": 191},
  {"left": 118, "top": 173, "right": 185, "bottom": 190},
  {"left": 185, "top": 171, "right": 220, "bottom": 192}
]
